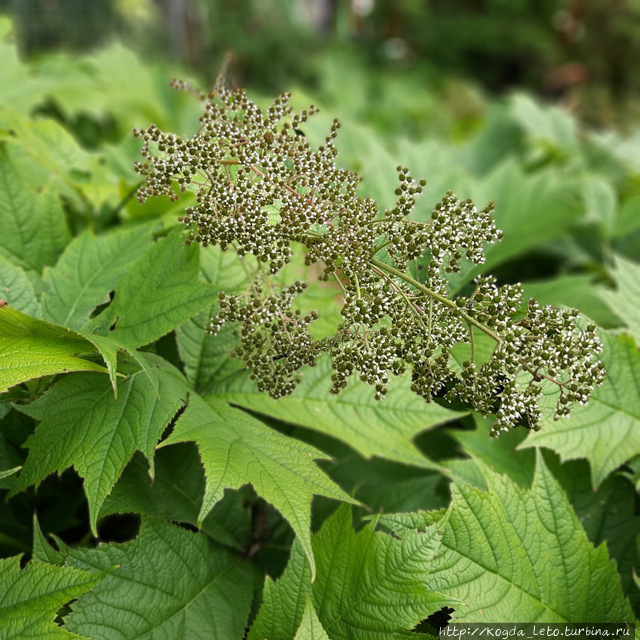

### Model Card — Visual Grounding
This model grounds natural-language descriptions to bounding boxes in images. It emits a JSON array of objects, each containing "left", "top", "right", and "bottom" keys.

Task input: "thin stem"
[{"left": 370, "top": 257, "right": 503, "bottom": 347}]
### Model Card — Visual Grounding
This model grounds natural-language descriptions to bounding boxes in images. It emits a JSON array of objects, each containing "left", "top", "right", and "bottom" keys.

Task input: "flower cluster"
[{"left": 134, "top": 79, "right": 605, "bottom": 434}]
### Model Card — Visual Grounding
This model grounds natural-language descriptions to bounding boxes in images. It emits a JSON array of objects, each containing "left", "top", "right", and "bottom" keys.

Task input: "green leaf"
[
  {"left": 519, "top": 332, "right": 640, "bottom": 487},
  {"left": 32, "top": 517, "right": 65, "bottom": 566},
  {"left": 0, "top": 146, "right": 71, "bottom": 273},
  {"left": 548, "top": 457, "right": 640, "bottom": 614},
  {"left": 0, "top": 556, "right": 105, "bottom": 640},
  {"left": 249, "top": 540, "right": 313, "bottom": 640},
  {"left": 15, "top": 354, "right": 188, "bottom": 533},
  {"left": 160, "top": 393, "right": 354, "bottom": 580},
  {"left": 382, "top": 454, "right": 633, "bottom": 622},
  {"left": 175, "top": 244, "right": 248, "bottom": 392},
  {"left": 295, "top": 596, "right": 332, "bottom": 640},
  {"left": 0, "top": 305, "right": 109, "bottom": 393},
  {"left": 251, "top": 505, "right": 450, "bottom": 640},
  {"left": 0, "top": 256, "right": 41, "bottom": 318},
  {"left": 87, "top": 228, "right": 218, "bottom": 348},
  {"left": 583, "top": 175, "right": 617, "bottom": 232},
  {"left": 65, "top": 517, "right": 260, "bottom": 639},
  {"left": 41, "top": 225, "right": 154, "bottom": 330},
  {"left": 212, "top": 355, "right": 463, "bottom": 468},
  {"left": 101, "top": 446, "right": 243, "bottom": 550},
  {"left": 599, "top": 255, "right": 640, "bottom": 343}
]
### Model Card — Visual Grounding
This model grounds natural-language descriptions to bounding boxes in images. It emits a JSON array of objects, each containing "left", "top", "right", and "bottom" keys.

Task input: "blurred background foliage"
[{"left": 2, "top": 0, "right": 640, "bottom": 130}]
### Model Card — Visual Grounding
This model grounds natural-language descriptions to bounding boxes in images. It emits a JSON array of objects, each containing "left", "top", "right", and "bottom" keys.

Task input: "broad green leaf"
[
  {"left": 599, "top": 255, "right": 640, "bottom": 343},
  {"left": 382, "top": 454, "right": 633, "bottom": 622},
  {"left": 251, "top": 505, "right": 450, "bottom": 640},
  {"left": 509, "top": 93, "right": 578, "bottom": 155},
  {"left": 65, "top": 517, "right": 259, "bottom": 640},
  {"left": 41, "top": 225, "right": 154, "bottom": 330},
  {"left": 32, "top": 517, "right": 65, "bottom": 566},
  {"left": 442, "top": 413, "right": 535, "bottom": 490},
  {"left": 522, "top": 275, "right": 621, "bottom": 330},
  {"left": 0, "top": 305, "right": 108, "bottom": 393},
  {"left": 87, "top": 229, "right": 218, "bottom": 348},
  {"left": 249, "top": 540, "right": 313, "bottom": 640},
  {"left": 519, "top": 332, "right": 640, "bottom": 487},
  {"left": 160, "top": 393, "right": 354, "bottom": 579},
  {"left": 583, "top": 175, "right": 617, "bottom": 232},
  {"left": 0, "top": 256, "right": 40, "bottom": 318},
  {"left": 0, "top": 556, "right": 105, "bottom": 640},
  {"left": 175, "top": 244, "right": 248, "bottom": 391},
  {"left": 212, "top": 355, "right": 463, "bottom": 468},
  {"left": 101, "top": 446, "right": 243, "bottom": 550},
  {"left": 15, "top": 354, "right": 188, "bottom": 533},
  {"left": 549, "top": 457, "right": 640, "bottom": 614},
  {"left": 295, "top": 596, "right": 332, "bottom": 640},
  {"left": 0, "top": 146, "right": 71, "bottom": 273}
]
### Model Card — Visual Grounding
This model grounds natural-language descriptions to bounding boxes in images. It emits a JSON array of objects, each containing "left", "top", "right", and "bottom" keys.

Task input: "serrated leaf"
[
  {"left": 519, "top": 332, "right": 640, "bottom": 487},
  {"left": 212, "top": 355, "right": 463, "bottom": 468},
  {"left": 0, "top": 146, "right": 71, "bottom": 273},
  {"left": 86, "top": 229, "right": 218, "bottom": 348},
  {"left": 549, "top": 457, "right": 640, "bottom": 614},
  {"left": 251, "top": 505, "right": 450, "bottom": 640},
  {"left": 175, "top": 244, "right": 248, "bottom": 391},
  {"left": 0, "top": 256, "right": 41, "bottom": 318},
  {"left": 295, "top": 596, "right": 332, "bottom": 640},
  {"left": 599, "top": 255, "right": 640, "bottom": 343},
  {"left": 101, "top": 446, "right": 243, "bottom": 550},
  {"left": 65, "top": 517, "right": 259, "bottom": 640},
  {"left": 249, "top": 540, "right": 313, "bottom": 640},
  {"left": 41, "top": 225, "right": 154, "bottom": 330},
  {"left": 32, "top": 516, "right": 65, "bottom": 566},
  {"left": 0, "top": 305, "right": 109, "bottom": 393},
  {"left": 160, "top": 393, "right": 354, "bottom": 580},
  {"left": 15, "top": 354, "right": 188, "bottom": 533},
  {"left": 0, "top": 556, "right": 105, "bottom": 639},
  {"left": 383, "top": 454, "right": 633, "bottom": 622}
]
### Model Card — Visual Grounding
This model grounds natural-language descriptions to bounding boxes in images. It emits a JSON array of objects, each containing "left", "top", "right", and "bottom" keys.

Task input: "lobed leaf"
[
  {"left": 0, "top": 556, "right": 105, "bottom": 640},
  {"left": 65, "top": 517, "right": 259, "bottom": 639},
  {"left": 159, "top": 392, "right": 354, "bottom": 580},
  {"left": 381, "top": 453, "right": 633, "bottom": 622},
  {"left": 212, "top": 355, "right": 463, "bottom": 468},
  {"left": 41, "top": 225, "right": 154, "bottom": 330},
  {"left": 519, "top": 332, "right": 640, "bottom": 487},
  {"left": 86, "top": 228, "right": 219, "bottom": 348},
  {"left": 599, "top": 255, "right": 640, "bottom": 343},
  {"left": 15, "top": 354, "right": 188, "bottom": 533},
  {"left": 250, "top": 504, "right": 450, "bottom": 640},
  {"left": 0, "top": 305, "right": 108, "bottom": 393}
]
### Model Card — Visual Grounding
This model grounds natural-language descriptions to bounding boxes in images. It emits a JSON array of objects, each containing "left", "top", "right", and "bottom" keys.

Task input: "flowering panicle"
[{"left": 134, "top": 78, "right": 605, "bottom": 435}]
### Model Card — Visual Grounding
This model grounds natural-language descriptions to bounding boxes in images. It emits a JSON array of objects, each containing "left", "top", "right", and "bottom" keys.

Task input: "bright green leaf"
[
  {"left": 0, "top": 256, "right": 40, "bottom": 318},
  {"left": 212, "top": 355, "right": 463, "bottom": 468},
  {"left": 65, "top": 517, "right": 259, "bottom": 639},
  {"left": 41, "top": 225, "right": 154, "bottom": 330},
  {"left": 295, "top": 596, "right": 332, "bottom": 640},
  {"left": 599, "top": 255, "right": 640, "bottom": 343},
  {"left": 0, "top": 305, "right": 108, "bottom": 393},
  {"left": 251, "top": 505, "right": 450, "bottom": 639},
  {"left": 382, "top": 454, "right": 633, "bottom": 622},
  {"left": 32, "top": 517, "right": 65, "bottom": 566},
  {"left": 583, "top": 175, "right": 617, "bottom": 232},
  {"left": 0, "top": 146, "right": 71, "bottom": 273},
  {"left": 519, "top": 332, "right": 640, "bottom": 487},
  {"left": 0, "top": 556, "right": 105, "bottom": 640},
  {"left": 87, "top": 229, "right": 218, "bottom": 348},
  {"left": 15, "top": 354, "right": 188, "bottom": 533},
  {"left": 160, "top": 393, "right": 354, "bottom": 579}
]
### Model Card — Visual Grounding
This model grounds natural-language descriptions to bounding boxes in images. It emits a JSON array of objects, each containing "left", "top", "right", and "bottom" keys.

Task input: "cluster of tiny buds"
[{"left": 134, "top": 78, "right": 606, "bottom": 434}]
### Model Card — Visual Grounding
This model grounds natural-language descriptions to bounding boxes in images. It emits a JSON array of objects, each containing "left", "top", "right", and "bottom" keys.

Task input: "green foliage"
[{"left": 0, "top": 27, "right": 639, "bottom": 637}]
